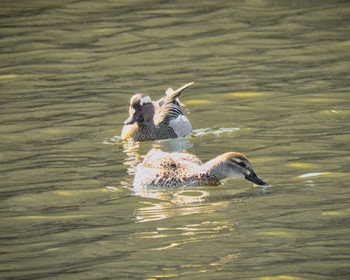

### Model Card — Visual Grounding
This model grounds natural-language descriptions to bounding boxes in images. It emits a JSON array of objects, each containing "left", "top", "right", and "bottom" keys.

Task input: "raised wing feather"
[{"left": 154, "top": 82, "right": 194, "bottom": 126}]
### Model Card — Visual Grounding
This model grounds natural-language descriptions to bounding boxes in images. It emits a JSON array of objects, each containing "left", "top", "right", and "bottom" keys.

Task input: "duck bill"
[
  {"left": 124, "top": 111, "right": 140, "bottom": 125},
  {"left": 245, "top": 172, "right": 267, "bottom": 186}
]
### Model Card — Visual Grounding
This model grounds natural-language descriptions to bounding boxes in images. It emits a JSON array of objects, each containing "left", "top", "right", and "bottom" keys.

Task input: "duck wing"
[
  {"left": 140, "top": 148, "right": 202, "bottom": 168},
  {"left": 154, "top": 82, "right": 194, "bottom": 126},
  {"left": 170, "top": 152, "right": 202, "bottom": 166},
  {"left": 134, "top": 149, "right": 203, "bottom": 188}
]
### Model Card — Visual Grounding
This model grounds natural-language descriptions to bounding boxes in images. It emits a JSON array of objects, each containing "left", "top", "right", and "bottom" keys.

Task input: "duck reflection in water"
[{"left": 133, "top": 148, "right": 268, "bottom": 189}]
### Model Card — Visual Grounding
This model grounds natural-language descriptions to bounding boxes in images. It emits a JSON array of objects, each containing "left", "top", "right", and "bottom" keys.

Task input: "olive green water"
[{"left": 1, "top": 1, "right": 349, "bottom": 279}]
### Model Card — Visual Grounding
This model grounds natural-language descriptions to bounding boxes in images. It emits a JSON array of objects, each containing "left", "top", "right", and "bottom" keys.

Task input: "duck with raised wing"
[
  {"left": 121, "top": 82, "right": 194, "bottom": 141},
  {"left": 133, "top": 149, "right": 268, "bottom": 189}
]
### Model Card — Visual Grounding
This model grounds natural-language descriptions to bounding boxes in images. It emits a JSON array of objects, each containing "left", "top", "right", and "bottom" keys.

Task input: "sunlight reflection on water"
[{"left": 1, "top": 1, "right": 349, "bottom": 279}]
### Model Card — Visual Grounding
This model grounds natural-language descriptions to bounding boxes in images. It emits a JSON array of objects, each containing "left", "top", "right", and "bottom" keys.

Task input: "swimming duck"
[
  {"left": 121, "top": 82, "right": 194, "bottom": 141},
  {"left": 133, "top": 149, "right": 268, "bottom": 189}
]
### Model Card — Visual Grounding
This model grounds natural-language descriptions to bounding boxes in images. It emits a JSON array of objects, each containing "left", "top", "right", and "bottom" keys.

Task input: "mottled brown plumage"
[{"left": 133, "top": 149, "right": 267, "bottom": 189}]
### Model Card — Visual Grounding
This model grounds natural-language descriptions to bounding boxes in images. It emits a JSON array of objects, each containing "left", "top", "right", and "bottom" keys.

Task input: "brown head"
[{"left": 124, "top": 94, "right": 155, "bottom": 125}]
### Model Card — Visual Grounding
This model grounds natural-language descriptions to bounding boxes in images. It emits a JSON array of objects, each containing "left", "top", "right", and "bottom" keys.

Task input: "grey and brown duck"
[
  {"left": 133, "top": 149, "right": 268, "bottom": 189},
  {"left": 121, "top": 82, "right": 194, "bottom": 141}
]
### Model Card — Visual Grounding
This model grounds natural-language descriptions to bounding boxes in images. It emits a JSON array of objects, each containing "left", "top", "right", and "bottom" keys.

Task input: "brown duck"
[
  {"left": 133, "top": 149, "right": 268, "bottom": 189},
  {"left": 121, "top": 82, "right": 194, "bottom": 141}
]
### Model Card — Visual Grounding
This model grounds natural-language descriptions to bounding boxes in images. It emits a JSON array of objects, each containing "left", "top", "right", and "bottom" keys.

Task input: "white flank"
[{"left": 169, "top": 115, "right": 192, "bottom": 137}]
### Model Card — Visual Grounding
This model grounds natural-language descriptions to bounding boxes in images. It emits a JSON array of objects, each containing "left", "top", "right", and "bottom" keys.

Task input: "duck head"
[
  {"left": 124, "top": 94, "right": 155, "bottom": 125},
  {"left": 210, "top": 152, "right": 268, "bottom": 186}
]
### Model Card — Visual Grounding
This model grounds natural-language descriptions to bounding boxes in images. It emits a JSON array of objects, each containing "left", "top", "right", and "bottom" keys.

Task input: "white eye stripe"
[
  {"left": 230, "top": 158, "right": 242, "bottom": 164},
  {"left": 140, "top": 96, "right": 151, "bottom": 105}
]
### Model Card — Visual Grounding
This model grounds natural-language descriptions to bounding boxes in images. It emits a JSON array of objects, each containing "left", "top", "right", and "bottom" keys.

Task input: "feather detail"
[{"left": 154, "top": 82, "right": 194, "bottom": 126}]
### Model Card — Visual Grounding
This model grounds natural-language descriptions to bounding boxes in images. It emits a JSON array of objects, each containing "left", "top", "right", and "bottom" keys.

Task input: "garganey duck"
[
  {"left": 121, "top": 82, "right": 194, "bottom": 141},
  {"left": 133, "top": 149, "right": 268, "bottom": 189}
]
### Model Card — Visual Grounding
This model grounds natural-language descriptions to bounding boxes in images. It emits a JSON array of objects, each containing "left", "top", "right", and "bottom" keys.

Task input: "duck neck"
[
  {"left": 140, "top": 104, "right": 155, "bottom": 123},
  {"left": 195, "top": 158, "right": 227, "bottom": 182}
]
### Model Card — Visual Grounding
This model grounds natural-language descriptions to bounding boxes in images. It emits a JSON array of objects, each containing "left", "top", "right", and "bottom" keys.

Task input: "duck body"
[
  {"left": 122, "top": 121, "right": 178, "bottom": 141},
  {"left": 121, "top": 82, "right": 193, "bottom": 141},
  {"left": 133, "top": 149, "right": 267, "bottom": 189}
]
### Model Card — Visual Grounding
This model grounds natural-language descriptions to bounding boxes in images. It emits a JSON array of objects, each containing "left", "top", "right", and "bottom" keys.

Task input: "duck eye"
[
  {"left": 133, "top": 102, "right": 141, "bottom": 110},
  {"left": 236, "top": 161, "right": 246, "bottom": 168}
]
